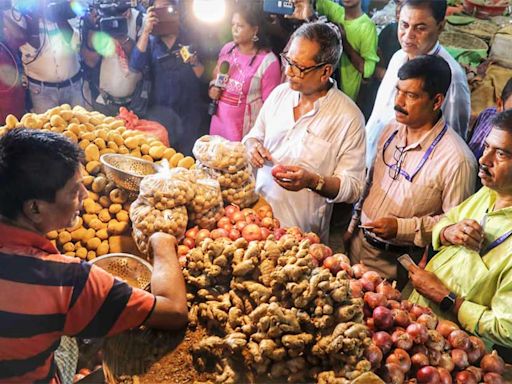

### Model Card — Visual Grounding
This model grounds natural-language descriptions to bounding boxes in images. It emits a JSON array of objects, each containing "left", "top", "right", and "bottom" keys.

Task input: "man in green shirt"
[
  {"left": 291, "top": 0, "right": 379, "bottom": 101},
  {"left": 408, "top": 110, "right": 512, "bottom": 352}
]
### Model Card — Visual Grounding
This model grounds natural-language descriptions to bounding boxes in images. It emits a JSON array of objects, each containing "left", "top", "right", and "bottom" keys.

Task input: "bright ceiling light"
[{"left": 192, "top": 0, "right": 226, "bottom": 23}]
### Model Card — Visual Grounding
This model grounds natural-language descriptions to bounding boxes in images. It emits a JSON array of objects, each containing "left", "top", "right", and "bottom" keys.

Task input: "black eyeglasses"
[
  {"left": 387, "top": 145, "right": 406, "bottom": 181},
  {"left": 279, "top": 52, "right": 327, "bottom": 78}
]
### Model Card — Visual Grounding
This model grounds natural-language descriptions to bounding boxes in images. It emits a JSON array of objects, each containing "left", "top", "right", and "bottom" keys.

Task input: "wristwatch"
[
  {"left": 440, "top": 291, "right": 457, "bottom": 312},
  {"left": 315, "top": 174, "right": 325, "bottom": 191}
]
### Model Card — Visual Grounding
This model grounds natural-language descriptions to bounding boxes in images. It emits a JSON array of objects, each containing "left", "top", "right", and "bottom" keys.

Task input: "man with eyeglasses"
[
  {"left": 243, "top": 22, "right": 365, "bottom": 243},
  {"left": 364, "top": 0, "right": 470, "bottom": 168},
  {"left": 348, "top": 55, "right": 476, "bottom": 286}
]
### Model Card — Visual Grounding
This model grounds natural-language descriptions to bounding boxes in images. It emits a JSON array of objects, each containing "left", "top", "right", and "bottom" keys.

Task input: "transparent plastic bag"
[
  {"left": 187, "top": 178, "right": 224, "bottom": 229},
  {"left": 188, "top": 205, "right": 225, "bottom": 231},
  {"left": 192, "top": 135, "right": 248, "bottom": 173},
  {"left": 139, "top": 172, "right": 195, "bottom": 210},
  {"left": 221, "top": 178, "right": 258, "bottom": 209},
  {"left": 197, "top": 162, "right": 253, "bottom": 189}
]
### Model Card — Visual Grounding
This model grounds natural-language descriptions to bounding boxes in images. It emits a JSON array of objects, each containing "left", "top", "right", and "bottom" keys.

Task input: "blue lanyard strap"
[
  {"left": 480, "top": 229, "right": 512, "bottom": 256},
  {"left": 382, "top": 124, "right": 448, "bottom": 182}
]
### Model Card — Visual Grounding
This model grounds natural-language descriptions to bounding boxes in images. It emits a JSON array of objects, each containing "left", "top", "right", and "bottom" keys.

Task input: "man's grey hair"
[{"left": 290, "top": 22, "right": 342, "bottom": 68}]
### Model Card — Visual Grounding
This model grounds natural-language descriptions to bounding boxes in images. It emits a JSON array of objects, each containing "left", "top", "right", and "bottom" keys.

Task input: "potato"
[
  {"left": 89, "top": 218, "right": 105, "bottom": 230},
  {"left": 108, "top": 203, "right": 122, "bottom": 214},
  {"left": 66, "top": 217, "right": 83, "bottom": 232},
  {"left": 63, "top": 242, "right": 75, "bottom": 252},
  {"left": 149, "top": 145, "right": 165, "bottom": 160},
  {"left": 63, "top": 131, "right": 78, "bottom": 143},
  {"left": 93, "top": 138, "right": 106, "bottom": 150},
  {"left": 118, "top": 146, "right": 129, "bottom": 155},
  {"left": 97, "top": 228, "right": 109, "bottom": 240},
  {"left": 142, "top": 155, "right": 154, "bottom": 162},
  {"left": 60, "top": 110, "right": 74, "bottom": 121},
  {"left": 170, "top": 153, "right": 184, "bottom": 167},
  {"left": 71, "top": 227, "right": 87, "bottom": 242},
  {"left": 108, "top": 119, "right": 124, "bottom": 129},
  {"left": 58, "top": 231, "right": 72, "bottom": 245},
  {"left": 116, "top": 210, "right": 129, "bottom": 223},
  {"left": 84, "top": 144, "right": 100, "bottom": 162},
  {"left": 98, "top": 209, "right": 111, "bottom": 223},
  {"left": 91, "top": 176, "right": 107, "bottom": 193},
  {"left": 177, "top": 156, "right": 195, "bottom": 169},
  {"left": 85, "top": 161, "right": 101, "bottom": 175},
  {"left": 108, "top": 219, "right": 129, "bottom": 235},
  {"left": 124, "top": 136, "right": 139, "bottom": 149},
  {"left": 82, "top": 213, "right": 97, "bottom": 226},
  {"left": 50, "top": 115, "right": 66, "bottom": 127},
  {"left": 65, "top": 251, "right": 76, "bottom": 257},
  {"left": 86, "top": 251, "right": 96, "bottom": 261},
  {"left": 47, "top": 230, "right": 59, "bottom": 240},
  {"left": 130, "top": 148, "right": 142, "bottom": 158},
  {"left": 76, "top": 247, "right": 87, "bottom": 259},
  {"left": 86, "top": 237, "right": 101, "bottom": 250},
  {"left": 96, "top": 241, "right": 109, "bottom": 256},
  {"left": 98, "top": 196, "right": 111, "bottom": 208},
  {"left": 79, "top": 139, "right": 91, "bottom": 150},
  {"left": 83, "top": 228, "right": 96, "bottom": 242},
  {"left": 110, "top": 188, "right": 128, "bottom": 204},
  {"left": 5, "top": 114, "right": 18, "bottom": 129}
]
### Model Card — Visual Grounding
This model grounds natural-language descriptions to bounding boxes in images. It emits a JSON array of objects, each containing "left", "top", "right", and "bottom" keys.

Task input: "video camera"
[{"left": 89, "top": 0, "right": 139, "bottom": 37}]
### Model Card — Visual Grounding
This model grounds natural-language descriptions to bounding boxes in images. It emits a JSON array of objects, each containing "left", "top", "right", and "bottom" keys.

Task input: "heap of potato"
[
  {"left": 183, "top": 235, "right": 371, "bottom": 383},
  {"left": 193, "top": 135, "right": 258, "bottom": 209},
  {"left": 1, "top": 105, "right": 194, "bottom": 260}
]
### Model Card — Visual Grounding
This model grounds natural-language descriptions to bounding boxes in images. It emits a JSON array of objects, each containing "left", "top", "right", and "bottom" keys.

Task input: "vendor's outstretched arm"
[{"left": 145, "top": 233, "right": 188, "bottom": 330}]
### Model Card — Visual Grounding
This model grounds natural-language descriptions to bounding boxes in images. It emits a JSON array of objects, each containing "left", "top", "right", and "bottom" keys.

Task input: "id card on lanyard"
[{"left": 382, "top": 124, "right": 448, "bottom": 182}]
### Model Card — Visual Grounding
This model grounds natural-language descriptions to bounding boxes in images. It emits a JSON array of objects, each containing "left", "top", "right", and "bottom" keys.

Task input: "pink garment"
[{"left": 210, "top": 42, "right": 281, "bottom": 141}]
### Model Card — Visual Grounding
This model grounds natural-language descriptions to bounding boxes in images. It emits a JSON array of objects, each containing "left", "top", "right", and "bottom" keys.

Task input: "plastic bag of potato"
[
  {"left": 192, "top": 135, "right": 248, "bottom": 173},
  {"left": 187, "top": 178, "right": 224, "bottom": 230}
]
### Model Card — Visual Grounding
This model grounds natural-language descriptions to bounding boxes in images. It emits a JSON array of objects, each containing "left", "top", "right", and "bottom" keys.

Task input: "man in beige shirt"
[{"left": 349, "top": 55, "right": 476, "bottom": 285}]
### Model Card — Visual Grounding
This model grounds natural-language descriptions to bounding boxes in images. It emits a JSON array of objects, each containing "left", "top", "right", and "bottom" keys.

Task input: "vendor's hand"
[
  {"left": 408, "top": 264, "right": 450, "bottom": 304},
  {"left": 142, "top": 6, "right": 158, "bottom": 36},
  {"left": 441, "top": 219, "right": 483, "bottom": 252},
  {"left": 365, "top": 217, "right": 398, "bottom": 240},
  {"left": 208, "top": 86, "right": 222, "bottom": 101},
  {"left": 149, "top": 232, "right": 177, "bottom": 255},
  {"left": 273, "top": 165, "right": 316, "bottom": 192},
  {"left": 287, "top": 0, "right": 314, "bottom": 20},
  {"left": 246, "top": 138, "right": 272, "bottom": 168}
]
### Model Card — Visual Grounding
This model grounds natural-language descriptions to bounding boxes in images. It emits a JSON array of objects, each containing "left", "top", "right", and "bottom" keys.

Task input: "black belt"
[
  {"left": 363, "top": 229, "right": 422, "bottom": 254},
  {"left": 27, "top": 71, "right": 82, "bottom": 88}
]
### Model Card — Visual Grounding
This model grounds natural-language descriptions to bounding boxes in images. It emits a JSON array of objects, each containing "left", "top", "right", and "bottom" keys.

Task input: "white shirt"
[
  {"left": 243, "top": 81, "right": 366, "bottom": 242},
  {"left": 11, "top": 13, "right": 81, "bottom": 82},
  {"left": 98, "top": 9, "right": 142, "bottom": 99},
  {"left": 365, "top": 42, "right": 471, "bottom": 167}
]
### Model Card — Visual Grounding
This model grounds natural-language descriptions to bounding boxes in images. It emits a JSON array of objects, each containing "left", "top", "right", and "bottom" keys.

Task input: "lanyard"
[
  {"left": 480, "top": 230, "right": 512, "bottom": 256},
  {"left": 382, "top": 124, "right": 448, "bottom": 182}
]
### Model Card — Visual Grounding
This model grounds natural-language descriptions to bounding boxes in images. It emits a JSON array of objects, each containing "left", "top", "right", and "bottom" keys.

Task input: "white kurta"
[
  {"left": 364, "top": 42, "right": 471, "bottom": 167},
  {"left": 243, "top": 81, "right": 366, "bottom": 242}
]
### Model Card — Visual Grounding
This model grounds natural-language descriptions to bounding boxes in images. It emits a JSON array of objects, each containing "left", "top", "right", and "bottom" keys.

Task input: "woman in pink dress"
[{"left": 208, "top": 3, "right": 281, "bottom": 142}]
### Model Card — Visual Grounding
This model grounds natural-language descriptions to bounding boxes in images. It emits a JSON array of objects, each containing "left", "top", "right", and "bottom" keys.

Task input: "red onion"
[
  {"left": 483, "top": 372, "right": 505, "bottom": 384},
  {"left": 386, "top": 348, "right": 412, "bottom": 373},
  {"left": 376, "top": 280, "right": 401, "bottom": 300},
  {"left": 372, "top": 331, "right": 393, "bottom": 354},
  {"left": 437, "top": 367, "right": 452, "bottom": 384},
  {"left": 455, "top": 370, "right": 477, "bottom": 384},
  {"left": 416, "top": 366, "right": 440, "bottom": 383},
  {"left": 436, "top": 319, "right": 460, "bottom": 338},
  {"left": 364, "top": 344, "right": 383, "bottom": 369},
  {"left": 407, "top": 323, "right": 429, "bottom": 344},
  {"left": 388, "top": 299, "right": 401, "bottom": 309},
  {"left": 448, "top": 330, "right": 471, "bottom": 351},
  {"left": 438, "top": 353, "right": 454, "bottom": 372},
  {"left": 417, "top": 314, "right": 438, "bottom": 330},
  {"left": 360, "top": 270, "right": 382, "bottom": 292},
  {"left": 364, "top": 291, "right": 388, "bottom": 309},
  {"left": 451, "top": 349, "right": 469, "bottom": 370},
  {"left": 392, "top": 329, "right": 414, "bottom": 350},
  {"left": 427, "top": 349, "right": 441, "bottom": 366},
  {"left": 480, "top": 350, "right": 505, "bottom": 374},
  {"left": 466, "top": 366, "right": 482, "bottom": 382},
  {"left": 382, "top": 363, "right": 405, "bottom": 384},
  {"left": 401, "top": 300, "right": 413, "bottom": 312},
  {"left": 426, "top": 330, "right": 444, "bottom": 352},
  {"left": 411, "top": 353, "right": 429, "bottom": 369},
  {"left": 366, "top": 317, "right": 375, "bottom": 331},
  {"left": 352, "top": 263, "right": 369, "bottom": 279},
  {"left": 410, "top": 304, "right": 430, "bottom": 319},
  {"left": 373, "top": 306, "right": 394, "bottom": 330},
  {"left": 392, "top": 309, "right": 411, "bottom": 328},
  {"left": 411, "top": 344, "right": 429, "bottom": 356},
  {"left": 350, "top": 279, "right": 363, "bottom": 298},
  {"left": 467, "top": 336, "right": 485, "bottom": 364}
]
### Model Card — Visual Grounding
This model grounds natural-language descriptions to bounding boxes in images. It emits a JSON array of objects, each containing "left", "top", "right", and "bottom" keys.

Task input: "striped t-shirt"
[{"left": 0, "top": 222, "right": 156, "bottom": 383}]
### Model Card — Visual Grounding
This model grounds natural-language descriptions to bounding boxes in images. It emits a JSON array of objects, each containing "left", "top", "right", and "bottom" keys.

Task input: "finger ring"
[{"left": 463, "top": 225, "right": 468, "bottom": 234}]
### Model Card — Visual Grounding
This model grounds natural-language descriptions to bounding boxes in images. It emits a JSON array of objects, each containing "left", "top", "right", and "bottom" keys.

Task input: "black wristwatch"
[{"left": 440, "top": 291, "right": 457, "bottom": 312}]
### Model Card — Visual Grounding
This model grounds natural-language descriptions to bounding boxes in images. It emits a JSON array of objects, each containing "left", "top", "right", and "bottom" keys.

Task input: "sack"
[{"left": 117, "top": 107, "right": 170, "bottom": 146}]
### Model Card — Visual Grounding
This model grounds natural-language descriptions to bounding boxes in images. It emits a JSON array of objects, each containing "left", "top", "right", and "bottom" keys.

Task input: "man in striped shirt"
[{"left": 0, "top": 128, "right": 188, "bottom": 383}]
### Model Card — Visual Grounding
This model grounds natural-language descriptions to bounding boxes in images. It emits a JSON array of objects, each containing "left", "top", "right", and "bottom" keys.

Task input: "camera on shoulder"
[{"left": 88, "top": 0, "right": 139, "bottom": 37}]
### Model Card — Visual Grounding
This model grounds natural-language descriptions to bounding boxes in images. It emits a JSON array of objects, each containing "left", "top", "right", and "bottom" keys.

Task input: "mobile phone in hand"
[{"left": 398, "top": 254, "right": 417, "bottom": 271}]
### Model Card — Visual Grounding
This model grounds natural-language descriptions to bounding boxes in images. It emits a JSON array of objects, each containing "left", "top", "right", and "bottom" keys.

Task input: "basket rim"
[
  {"left": 100, "top": 153, "right": 158, "bottom": 178},
  {"left": 90, "top": 252, "right": 153, "bottom": 272}
]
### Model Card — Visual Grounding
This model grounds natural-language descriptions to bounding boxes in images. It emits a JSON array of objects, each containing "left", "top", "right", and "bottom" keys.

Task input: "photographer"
[
  {"left": 5, "top": 0, "right": 84, "bottom": 113},
  {"left": 130, "top": 0, "right": 208, "bottom": 156},
  {"left": 81, "top": 2, "right": 145, "bottom": 116}
]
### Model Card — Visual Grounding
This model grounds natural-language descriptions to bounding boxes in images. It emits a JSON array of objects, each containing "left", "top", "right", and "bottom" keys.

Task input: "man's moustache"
[
  {"left": 479, "top": 165, "right": 492, "bottom": 176},
  {"left": 394, "top": 105, "right": 408, "bottom": 115}
]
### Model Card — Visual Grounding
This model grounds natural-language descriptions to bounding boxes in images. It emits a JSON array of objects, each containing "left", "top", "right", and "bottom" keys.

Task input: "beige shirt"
[{"left": 361, "top": 117, "right": 477, "bottom": 248}]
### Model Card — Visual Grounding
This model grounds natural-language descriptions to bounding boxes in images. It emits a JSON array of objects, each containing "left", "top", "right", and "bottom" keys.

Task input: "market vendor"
[
  {"left": 348, "top": 55, "right": 476, "bottom": 285},
  {"left": 364, "top": 0, "right": 471, "bottom": 167},
  {"left": 408, "top": 110, "right": 512, "bottom": 352},
  {"left": 243, "top": 22, "right": 366, "bottom": 242},
  {"left": 0, "top": 129, "right": 188, "bottom": 382}
]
